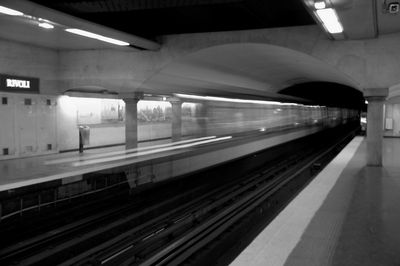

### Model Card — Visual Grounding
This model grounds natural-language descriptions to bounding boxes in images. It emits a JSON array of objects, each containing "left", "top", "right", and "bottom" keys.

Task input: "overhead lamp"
[
  {"left": 314, "top": 0, "right": 326, "bottom": 10},
  {"left": 0, "top": 5, "right": 23, "bottom": 16},
  {"left": 65, "top": 28, "right": 130, "bottom": 46},
  {"left": 38, "top": 22, "right": 54, "bottom": 29},
  {"left": 316, "top": 8, "right": 343, "bottom": 34}
]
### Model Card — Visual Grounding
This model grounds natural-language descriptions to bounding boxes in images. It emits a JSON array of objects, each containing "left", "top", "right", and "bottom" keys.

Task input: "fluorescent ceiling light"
[
  {"left": 316, "top": 8, "right": 343, "bottom": 34},
  {"left": 38, "top": 22, "right": 54, "bottom": 29},
  {"left": 0, "top": 5, "right": 23, "bottom": 16},
  {"left": 314, "top": 1, "right": 326, "bottom": 10},
  {"left": 65, "top": 28, "right": 130, "bottom": 46}
]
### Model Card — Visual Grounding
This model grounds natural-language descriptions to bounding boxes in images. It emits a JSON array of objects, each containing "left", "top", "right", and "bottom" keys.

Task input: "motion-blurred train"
[
  {"left": 179, "top": 95, "right": 360, "bottom": 138},
  {"left": 114, "top": 95, "right": 361, "bottom": 188}
]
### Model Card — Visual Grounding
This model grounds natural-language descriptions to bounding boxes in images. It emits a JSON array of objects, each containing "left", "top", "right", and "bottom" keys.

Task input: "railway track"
[
  {"left": 136, "top": 132, "right": 353, "bottom": 266},
  {"left": 0, "top": 128, "right": 356, "bottom": 266},
  {"left": 0, "top": 182, "right": 213, "bottom": 265}
]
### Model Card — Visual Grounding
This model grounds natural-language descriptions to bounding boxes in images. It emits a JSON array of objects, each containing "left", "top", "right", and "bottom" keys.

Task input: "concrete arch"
[
  {"left": 143, "top": 42, "right": 360, "bottom": 102},
  {"left": 54, "top": 26, "right": 400, "bottom": 95}
]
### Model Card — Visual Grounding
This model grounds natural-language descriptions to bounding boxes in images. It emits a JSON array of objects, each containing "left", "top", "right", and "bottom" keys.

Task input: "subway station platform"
[
  {"left": 0, "top": 139, "right": 171, "bottom": 192},
  {"left": 231, "top": 136, "right": 400, "bottom": 266},
  {"left": 0, "top": 126, "right": 323, "bottom": 194}
]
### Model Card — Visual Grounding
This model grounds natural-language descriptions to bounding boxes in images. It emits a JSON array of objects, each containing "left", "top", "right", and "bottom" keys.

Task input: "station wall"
[
  {"left": 0, "top": 92, "right": 178, "bottom": 160},
  {"left": 0, "top": 92, "right": 57, "bottom": 159},
  {"left": 0, "top": 39, "right": 60, "bottom": 160},
  {"left": 56, "top": 121, "right": 173, "bottom": 152},
  {"left": 0, "top": 90, "right": 203, "bottom": 160},
  {"left": 0, "top": 39, "right": 59, "bottom": 95},
  {"left": 56, "top": 96, "right": 178, "bottom": 151},
  {"left": 384, "top": 103, "right": 400, "bottom": 136}
]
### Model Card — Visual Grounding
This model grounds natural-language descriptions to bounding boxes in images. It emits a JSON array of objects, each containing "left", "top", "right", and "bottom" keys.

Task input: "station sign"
[{"left": 0, "top": 74, "right": 39, "bottom": 93}]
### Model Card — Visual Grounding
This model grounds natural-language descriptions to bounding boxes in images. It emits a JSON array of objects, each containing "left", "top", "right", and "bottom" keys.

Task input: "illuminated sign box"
[{"left": 0, "top": 74, "right": 39, "bottom": 93}]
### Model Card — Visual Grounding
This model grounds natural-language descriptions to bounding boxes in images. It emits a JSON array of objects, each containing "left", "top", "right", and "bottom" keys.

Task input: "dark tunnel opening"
[{"left": 280, "top": 82, "right": 366, "bottom": 111}]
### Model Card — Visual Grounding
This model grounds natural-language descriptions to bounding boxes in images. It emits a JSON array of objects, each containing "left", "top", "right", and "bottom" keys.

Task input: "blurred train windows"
[{"left": 182, "top": 102, "right": 198, "bottom": 118}]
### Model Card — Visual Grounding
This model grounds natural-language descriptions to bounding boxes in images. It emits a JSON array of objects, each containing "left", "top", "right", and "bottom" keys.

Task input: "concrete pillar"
[
  {"left": 170, "top": 99, "right": 182, "bottom": 141},
  {"left": 122, "top": 92, "right": 143, "bottom": 149},
  {"left": 364, "top": 88, "right": 388, "bottom": 166}
]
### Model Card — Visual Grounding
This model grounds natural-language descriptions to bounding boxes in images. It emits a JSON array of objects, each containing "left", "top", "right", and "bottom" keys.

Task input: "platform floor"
[
  {"left": 0, "top": 127, "right": 321, "bottom": 193},
  {"left": 0, "top": 139, "right": 172, "bottom": 191},
  {"left": 231, "top": 136, "right": 400, "bottom": 266}
]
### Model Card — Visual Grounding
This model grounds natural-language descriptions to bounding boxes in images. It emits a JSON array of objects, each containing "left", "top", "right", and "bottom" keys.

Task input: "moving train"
[
  {"left": 179, "top": 96, "right": 359, "bottom": 138},
  {"left": 113, "top": 96, "right": 360, "bottom": 189}
]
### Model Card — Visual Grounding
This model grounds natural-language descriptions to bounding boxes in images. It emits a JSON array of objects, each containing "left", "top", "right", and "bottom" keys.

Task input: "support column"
[
  {"left": 364, "top": 88, "right": 388, "bottom": 166},
  {"left": 123, "top": 92, "right": 143, "bottom": 149},
  {"left": 170, "top": 99, "right": 182, "bottom": 141}
]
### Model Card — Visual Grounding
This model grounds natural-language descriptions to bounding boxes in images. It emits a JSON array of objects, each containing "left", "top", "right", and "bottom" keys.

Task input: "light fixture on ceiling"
[
  {"left": 315, "top": 8, "right": 343, "bottom": 34},
  {"left": 38, "top": 22, "right": 54, "bottom": 29},
  {"left": 65, "top": 28, "right": 130, "bottom": 46},
  {"left": 314, "top": 0, "right": 326, "bottom": 10},
  {"left": 38, "top": 18, "right": 55, "bottom": 29},
  {"left": 0, "top": 5, "right": 55, "bottom": 30},
  {"left": 0, "top": 5, "right": 23, "bottom": 16}
]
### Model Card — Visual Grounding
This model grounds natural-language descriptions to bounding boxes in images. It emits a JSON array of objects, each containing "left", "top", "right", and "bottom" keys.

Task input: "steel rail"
[
  {"left": 97, "top": 148, "right": 314, "bottom": 265},
  {"left": 136, "top": 131, "right": 355, "bottom": 266}
]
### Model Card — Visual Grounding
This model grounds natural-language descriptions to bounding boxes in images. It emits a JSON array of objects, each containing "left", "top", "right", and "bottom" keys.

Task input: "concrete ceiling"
[
  {"left": 376, "top": 0, "right": 400, "bottom": 35},
  {"left": 0, "top": 0, "right": 394, "bottom": 107},
  {"left": 0, "top": 14, "right": 130, "bottom": 50},
  {"left": 142, "top": 43, "right": 361, "bottom": 104},
  {"left": 303, "top": 0, "right": 400, "bottom": 40},
  {"left": 32, "top": 0, "right": 400, "bottom": 42},
  {"left": 0, "top": 0, "right": 160, "bottom": 50},
  {"left": 17, "top": 0, "right": 400, "bottom": 42},
  {"left": 29, "top": 0, "right": 315, "bottom": 40}
]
